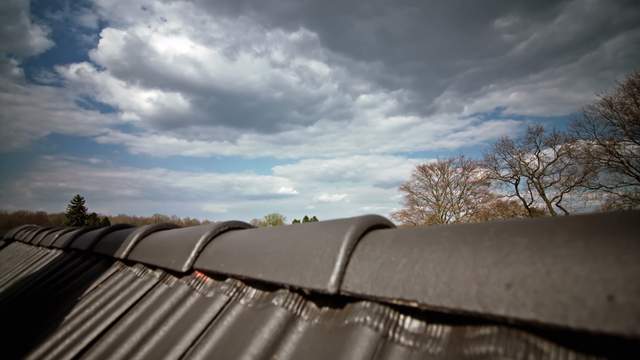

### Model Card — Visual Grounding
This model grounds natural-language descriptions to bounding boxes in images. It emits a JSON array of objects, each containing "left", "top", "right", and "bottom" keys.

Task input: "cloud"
[
  {"left": 42, "top": 0, "right": 518, "bottom": 158},
  {"left": 5, "top": 0, "right": 638, "bottom": 158},
  {"left": 0, "top": 0, "right": 54, "bottom": 57},
  {"left": 0, "top": 156, "right": 299, "bottom": 217},
  {"left": 315, "top": 193, "right": 348, "bottom": 203},
  {"left": 0, "top": 59, "right": 118, "bottom": 151},
  {"left": 0, "top": 154, "right": 424, "bottom": 221},
  {"left": 199, "top": 0, "right": 640, "bottom": 114},
  {"left": 273, "top": 155, "right": 428, "bottom": 187}
]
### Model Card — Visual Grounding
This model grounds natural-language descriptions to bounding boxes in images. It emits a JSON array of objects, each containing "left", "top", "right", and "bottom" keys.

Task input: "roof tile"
[
  {"left": 194, "top": 214, "right": 394, "bottom": 293},
  {"left": 127, "top": 221, "right": 252, "bottom": 272},
  {"left": 92, "top": 223, "right": 179, "bottom": 259},
  {"left": 342, "top": 211, "right": 640, "bottom": 337}
]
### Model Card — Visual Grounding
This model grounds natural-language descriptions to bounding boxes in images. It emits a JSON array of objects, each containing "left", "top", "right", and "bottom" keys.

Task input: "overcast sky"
[{"left": 0, "top": 0, "right": 638, "bottom": 221}]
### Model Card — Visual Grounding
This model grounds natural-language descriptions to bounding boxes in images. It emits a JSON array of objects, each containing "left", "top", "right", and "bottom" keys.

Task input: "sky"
[{"left": 0, "top": 0, "right": 639, "bottom": 222}]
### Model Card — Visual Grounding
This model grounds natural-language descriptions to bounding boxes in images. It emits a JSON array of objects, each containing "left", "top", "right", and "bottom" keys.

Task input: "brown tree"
[
  {"left": 392, "top": 156, "right": 493, "bottom": 225},
  {"left": 572, "top": 71, "right": 640, "bottom": 209},
  {"left": 484, "top": 125, "right": 595, "bottom": 216}
]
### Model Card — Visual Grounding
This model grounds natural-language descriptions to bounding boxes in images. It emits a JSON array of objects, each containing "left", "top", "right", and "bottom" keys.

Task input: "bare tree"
[
  {"left": 392, "top": 156, "right": 493, "bottom": 225},
  {"left": 472, "top": 198, "right": 545, "bottom": 223},
  {"left": 572, "top": 71, "right": 640, "bottom": 209},
  {"left": 250, "top": 213, "right": 287, "bottom": 227},
  {"left": 484, "top": 125, "right": 595, "bottom": 216}
]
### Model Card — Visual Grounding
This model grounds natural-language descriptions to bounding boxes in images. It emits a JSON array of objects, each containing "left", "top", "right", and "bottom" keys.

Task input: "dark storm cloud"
[{"left": 199, "top": 0, "right": 640, "bottom": 112}]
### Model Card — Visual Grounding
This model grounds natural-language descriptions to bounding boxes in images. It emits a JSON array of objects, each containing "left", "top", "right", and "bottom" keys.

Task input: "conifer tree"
[{"left": 65, "top": 194, "right": 88, "bottom": 226}]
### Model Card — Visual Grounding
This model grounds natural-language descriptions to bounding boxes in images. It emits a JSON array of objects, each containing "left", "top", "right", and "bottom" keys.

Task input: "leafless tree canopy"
[
  {"left": 392, "top": 156, "right": 494, "bottom": 225},
  {"left": 572, "top": 70, "right": 640, "bottom": 209},
  {"left": 484, "top": 125, "right": 595, "bottom": 216}
]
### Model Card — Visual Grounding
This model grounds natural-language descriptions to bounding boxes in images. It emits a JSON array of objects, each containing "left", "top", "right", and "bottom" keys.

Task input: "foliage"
[
  {"left": 0, "top": 208, "right": 211, "bottom": 235},
  {"left": 251, "top": 213, "right": 287, "bottom": 227},
  {"left": 64, "top": 194, "right": 89, "bottom": 226},
  {"left": 292, "top": 215, "right": 319, "bottom": 224},
  {"left": 0, "top": 210, "right": 66, "bottom": 235}
]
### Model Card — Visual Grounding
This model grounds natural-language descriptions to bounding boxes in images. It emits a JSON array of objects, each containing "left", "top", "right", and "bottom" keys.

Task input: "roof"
[{"left": 1, "top": 211, "right": 639, "bottom": 359}]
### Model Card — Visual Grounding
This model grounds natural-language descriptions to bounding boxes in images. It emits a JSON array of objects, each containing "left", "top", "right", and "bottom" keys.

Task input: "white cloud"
[
  {"left": 315, "top": 193, "right": 348, "bottom": 203},
  {"left": 0, "top": 59, "right": 118, "bottom": 151},
  {"left": 0, "top": 0, "right": 54, "bottom": 57},
  {"left": 46, "top": 0, "right": 523, "bottom": 159},
  {"left": 0, "top": 154, "right": 427, "bottom": 221}
]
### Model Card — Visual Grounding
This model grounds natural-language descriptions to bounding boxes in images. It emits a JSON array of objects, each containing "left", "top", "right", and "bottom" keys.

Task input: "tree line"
[
  {"left": 393, "top": 71, "right": 640, "bottom": 226},
  {"left": 0, "top": 198, "right": 319, "bottom": 235},
  {"left": 0, "top": 198, "right": 213, "bottom": 235}
]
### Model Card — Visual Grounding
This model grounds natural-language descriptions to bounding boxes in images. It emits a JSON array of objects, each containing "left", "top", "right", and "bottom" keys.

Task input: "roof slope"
[{"left": 1, "top": 212, "right": 639, "bottom": 359}]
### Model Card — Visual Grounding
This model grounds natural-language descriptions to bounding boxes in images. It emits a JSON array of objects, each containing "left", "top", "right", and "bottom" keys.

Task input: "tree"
[
  {"left": 472, "top": 198, "right": 545, "bottom": 223},
  {"left": 65, "top": 194, "right": 88, "bottom": 226},
  {"left": 484, "top": 125, "right": 595, "bottom": 216},
  {"left": 86, "top": 212, "right": 100, "bottom": 227},
  {"left": 251, "top": 213, "right": 287, "bottom": 227},
  {"left": 392, "top": 156, "right": 494, "bottom": 226},
  {"left": 292, "top": 215, "right": 319, "bottom": 224},
  {"left": 572, "top": 70, "right": 640, "bottom": 209}
]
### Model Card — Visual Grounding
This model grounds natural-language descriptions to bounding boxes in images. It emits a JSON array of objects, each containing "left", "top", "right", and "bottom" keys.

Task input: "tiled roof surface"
[{"left": 1, "top": 212, "right": 639, "bottom": 359}]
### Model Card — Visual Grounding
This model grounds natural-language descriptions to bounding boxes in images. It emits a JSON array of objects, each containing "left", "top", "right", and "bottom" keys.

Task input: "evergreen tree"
[
  {"left": 310, "top": 216, "right": 319, "bottom": 222},
  {"left": 65, "top": 194, "right": 88, "bottom": 226},
  {"left": 100, "top": 216, "right": 111, "bottom": 227},
  {"left": 86, "top": 212, "right": 100, "bottom": 226}
]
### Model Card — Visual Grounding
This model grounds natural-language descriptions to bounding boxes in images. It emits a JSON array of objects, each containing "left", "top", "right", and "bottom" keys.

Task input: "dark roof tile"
[
  {"left": 92, "top": 223, "right": 180, "bottom": 259},
  {"left": 26, "top": 226, "right": 54, "bottom": 244},
  {"left": 39, "top": 227, "right": 77, "bottom": 248},
  {"left": 195, "top": 214, "right": 394, "bottom": 293},
  {"left": 342, "top": 211, "right": 640, "bottom": 338},
  {"left": 2, "top": 224, "right": 33, "bottom": 240},
  {"left": 127, "top": 221, "right": 252, "bottom": 272},
  {"left": 51, "top": 227, "right": 96, "bottom": 249},
  {"left": 70, "top": 224, "right": 134, "bottom": 251}
]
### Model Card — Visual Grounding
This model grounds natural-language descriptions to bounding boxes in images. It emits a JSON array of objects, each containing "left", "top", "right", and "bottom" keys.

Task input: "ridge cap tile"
[
  {"left": 341, "top": 210, "right": 640, "bottom": 339},
  {"left": 9, "top": 225, "right": 36, "bottom": 241},
  {"left": 15, "top": 226, "right": 38, "bottom": 242},
  {"left": 26, "top": 226, "right": 54, "bottom": 244},
  {"left": 69, "top": 223, "right": 134, "bottom": 251},
  {"left": 93, "top": 223, "right": 180, "bottom": 259},
  {"left": 3, "top": 224, "right": 33, "bottom": 240},
  {"left": 127, "top": 220, "right": 253, "bottom": 273},
  {"left": 32, "top": 227, "right": 66, "bottom": 246},
  {"left": 51, "top": 227, "right": 97, "bottom": 249},
  {"left": 39, "top": 227, "right": 77, "bottom": 248},
  {"left": 194, "top": 214, "right": 394, "bottom": 294}
]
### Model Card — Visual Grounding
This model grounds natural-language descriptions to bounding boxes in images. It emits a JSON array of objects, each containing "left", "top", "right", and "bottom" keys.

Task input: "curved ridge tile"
[
  {"left": 128, "top": 221, "right": 253, "bottom": 273},
  {"left": 14, "top": 226, "right": 37, "bottom": 242},
  {"left": 93, "top": 223, "right": 180, "bottom": 259},
  {"left": 341, "top": 211, "right": 640, "bottom": 338},
  {"left": 3, "top": 225, "right": 34, "bottom": 240},
  {"left": 26, "top": 227, "right": 54, "bottom": 244},
  {"left": 70, "top": 224, "right": 134, "bottom": 251},
  {"left": 195, "top": 215, "right": 394, "bottom": 294},
  {"left": 31, "top": 227, "right": 64, "bottom": 245},
  {"left": 51, "top": 227, "right": 97, "bottom": 249},
  {"left": 40, "top": 227, "right": 77, "bottom": 248}
]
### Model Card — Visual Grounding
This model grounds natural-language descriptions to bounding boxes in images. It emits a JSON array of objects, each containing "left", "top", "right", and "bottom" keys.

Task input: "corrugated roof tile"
[{"left": 0, "top": 212, "right": 638, "bottom": 358}]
